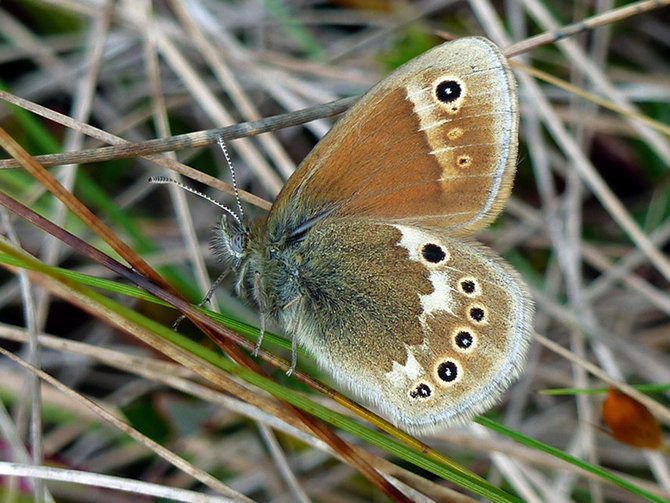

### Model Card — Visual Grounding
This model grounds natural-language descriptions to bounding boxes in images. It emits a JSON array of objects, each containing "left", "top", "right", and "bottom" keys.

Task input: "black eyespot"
[
  {"left": 455, "top": 330, "right": 474, "bottom": 349},
  {"left": 409, "top": 383, "right": 432, "bottom": 399},
  {"left": 435, "top": 80, "right": 461, "bottom": 103},
  {"left": 469, "top": 307, "right": 485, "bottom": 322},
  {"left": 437, "top": 361, "right": 458, "bottom": 382},
  {"left": 422, "top": 243, "right": 446, "bottom": 263},
  {"left": 460, "top": 280, "right": 476, "bottom": 294}
]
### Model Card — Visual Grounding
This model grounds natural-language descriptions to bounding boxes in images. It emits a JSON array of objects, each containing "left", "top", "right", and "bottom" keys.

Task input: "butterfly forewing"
[{"left": 270, "top": 37, "right": 518, "bottom": 236}]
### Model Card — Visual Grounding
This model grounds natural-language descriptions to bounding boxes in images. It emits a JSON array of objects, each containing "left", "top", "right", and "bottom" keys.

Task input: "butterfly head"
[{"left": 213, "top": 212, "right": 249, "bottom": 270}]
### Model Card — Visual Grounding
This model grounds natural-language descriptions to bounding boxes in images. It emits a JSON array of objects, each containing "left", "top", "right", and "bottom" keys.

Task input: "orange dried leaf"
[{"left": 602, "top": 387, "right": 662, "bottom": 449}]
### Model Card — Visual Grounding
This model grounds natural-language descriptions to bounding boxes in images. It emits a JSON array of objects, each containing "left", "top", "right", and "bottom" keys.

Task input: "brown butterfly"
[{"left": 214, "top": 37, "right": 534, "bottom": 433}]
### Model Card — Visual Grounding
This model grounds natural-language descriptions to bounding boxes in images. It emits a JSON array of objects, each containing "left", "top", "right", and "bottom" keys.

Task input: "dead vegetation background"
[{"left": 0, "top": 1, "right": 669, "bottom": 502}]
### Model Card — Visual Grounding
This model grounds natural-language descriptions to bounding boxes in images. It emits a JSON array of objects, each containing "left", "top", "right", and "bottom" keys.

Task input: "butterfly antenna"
[
  {"left": 148, "top": 176, "right": 241, "bottom": 225},
  {"left": 217, "top": 138, "right": 245, "bottom": 221}
]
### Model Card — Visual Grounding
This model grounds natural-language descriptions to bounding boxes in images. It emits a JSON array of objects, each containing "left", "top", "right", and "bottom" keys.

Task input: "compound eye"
[{"left": 231, "top": 233, "right": 245, "bottom": 254}]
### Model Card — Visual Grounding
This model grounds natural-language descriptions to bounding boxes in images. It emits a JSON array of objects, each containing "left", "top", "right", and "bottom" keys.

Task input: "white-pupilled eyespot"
[
  {"left": 409, "top": 382, "right": 433, "bottom": 400},
  {"left": 432, "top": 76, "right": 467, "bottom": 114},
  {"left": 452, "top": 327, "right": 478, "bottom": 351},
  {"left": 435, "top": 359, "right": 461, "bottom": 385}
]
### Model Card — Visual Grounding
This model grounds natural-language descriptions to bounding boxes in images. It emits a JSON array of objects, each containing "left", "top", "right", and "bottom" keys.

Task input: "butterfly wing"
[
  {"left": 269, "top": 37, "right": 518, "bottom": 237},
  {"left": 285, "top": 219, "right": 533, "bottom": 432},
  {"left": 247, "top": 37, "right": 529, "bottom": 431}
]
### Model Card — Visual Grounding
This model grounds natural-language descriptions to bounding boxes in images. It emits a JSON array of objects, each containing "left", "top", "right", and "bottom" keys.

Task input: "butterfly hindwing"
[{"left": 279, "top": 218, "right": 532, "bottom": 432}]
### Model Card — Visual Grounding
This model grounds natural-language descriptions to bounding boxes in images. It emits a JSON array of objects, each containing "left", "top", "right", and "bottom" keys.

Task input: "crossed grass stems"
[{"left": 1, "top": 0, "right": 670, "bottom": 501}]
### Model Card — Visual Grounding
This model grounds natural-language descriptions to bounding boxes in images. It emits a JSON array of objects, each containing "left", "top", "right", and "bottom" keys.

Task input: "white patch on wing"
[
  {"left": 421, "top": 269, "right": 453, "bottom": 317},
  {"left": 385, "top": 347, "right": 423, "bottom": 387},
  {"left": 392, "top": 224, "right": 455, "bottom": 322},
  {"left": 392, "top": 224, "right": 430, "bottom": 261}
]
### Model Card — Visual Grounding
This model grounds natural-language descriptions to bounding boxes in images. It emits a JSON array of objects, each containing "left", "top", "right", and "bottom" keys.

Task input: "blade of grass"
[{"left": 477, "top": 416, "right": 669, "bottom": 503}]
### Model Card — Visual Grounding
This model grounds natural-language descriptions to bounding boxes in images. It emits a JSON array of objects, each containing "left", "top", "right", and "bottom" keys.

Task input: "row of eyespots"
[
  {"left": 407, "top": 277, "right": 491, "bottom": 399},
  {"left": 408, "top": 242, "right": 487, "bottom": 401},
  {"left": 434, "top": 77, "right": 476, "bottom": 173},
  {"left": 406, "top": 79, "right": 481, "bottom": 402},
  {"left": 411, "top": 274, "right": 489, "bottom": 395},
  {"left": 454, "top": 275, "right": 487, "bottom": 352}
]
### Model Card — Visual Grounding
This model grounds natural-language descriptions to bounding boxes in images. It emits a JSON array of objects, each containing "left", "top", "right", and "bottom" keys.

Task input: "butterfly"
[{"left": 213, "top": 36, "right": 533, "bottom": 433}]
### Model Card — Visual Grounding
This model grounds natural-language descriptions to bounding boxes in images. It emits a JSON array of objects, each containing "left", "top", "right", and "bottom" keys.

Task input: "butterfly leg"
[
  {"left": 252, "top": 271, "right": 266, "bottom": 357},
  {"left": 172, "top": 269, "right": 231, "bottom": 330},
  {"left": 200, "top": 268, "right": 230, "bottom": 307},
  {"left": 284, "top": 295, "right": 303, "bottom": 376}
]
